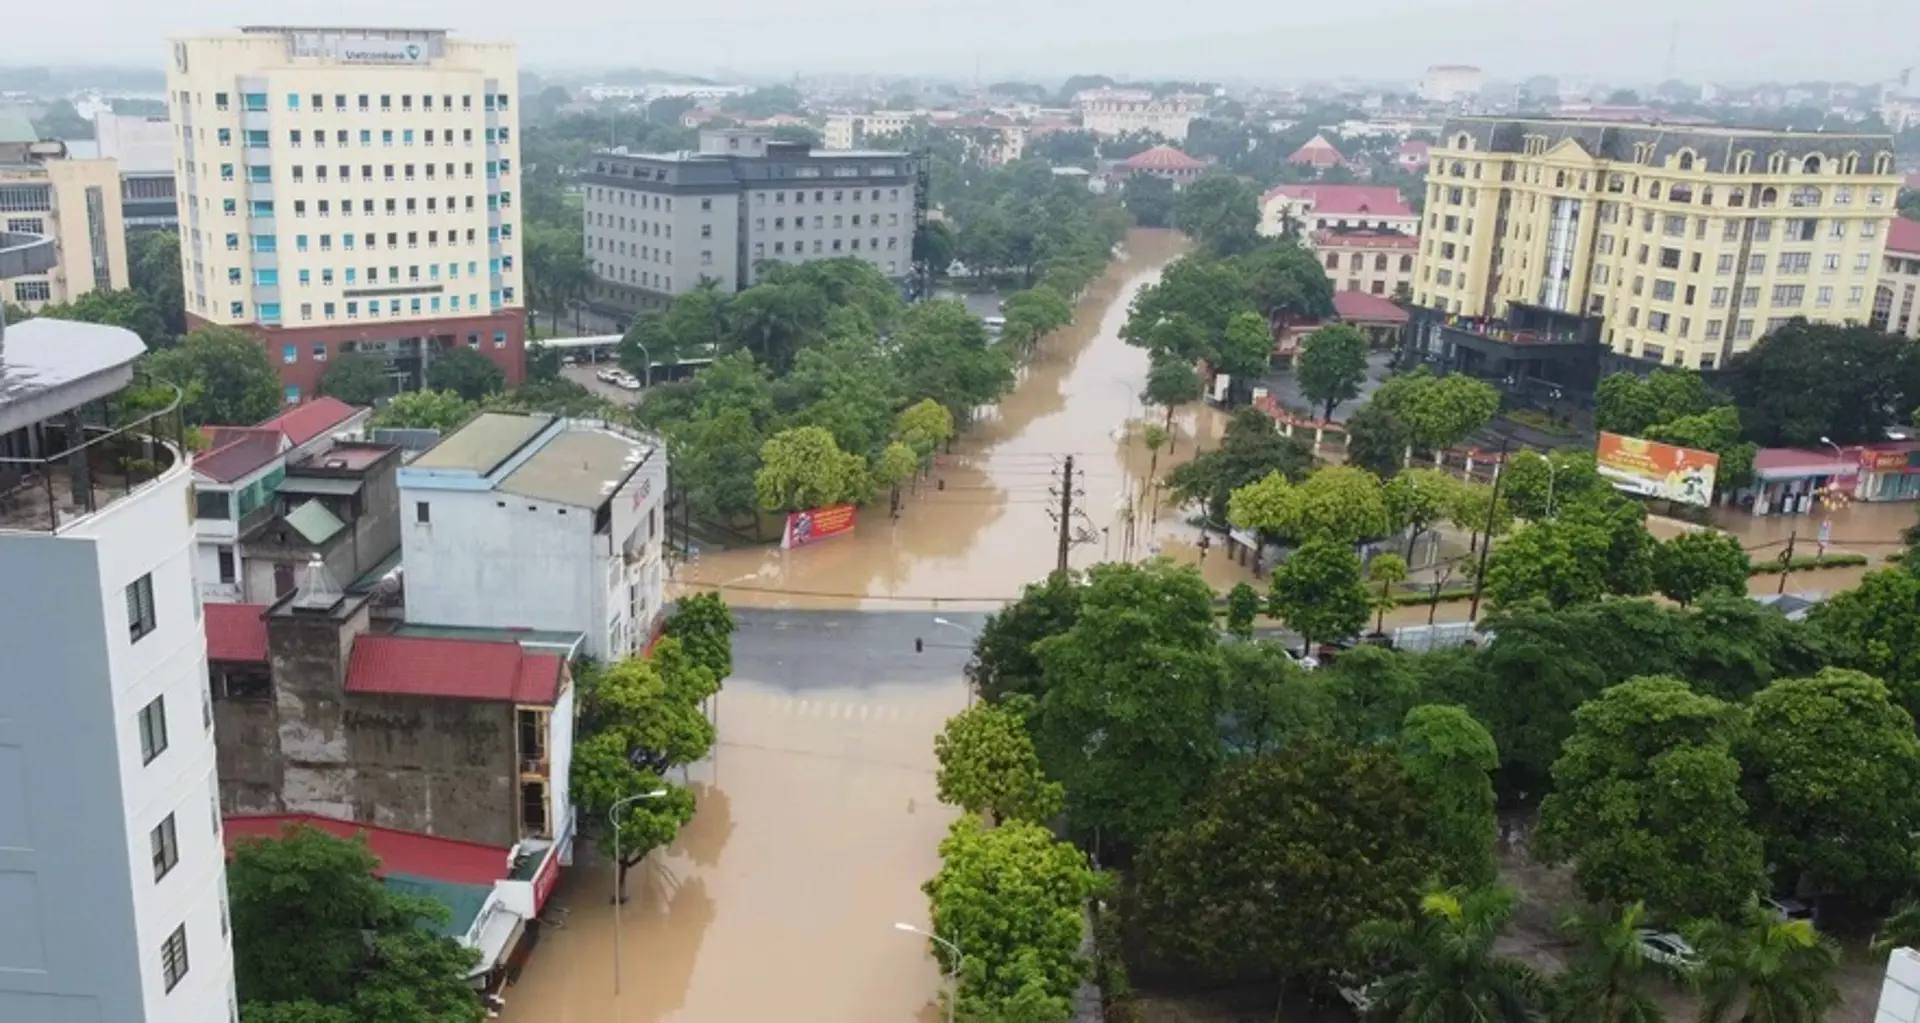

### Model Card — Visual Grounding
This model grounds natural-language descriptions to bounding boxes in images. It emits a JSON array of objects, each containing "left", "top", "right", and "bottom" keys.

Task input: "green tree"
[
  {"left": 1217, "top": 308, "right": 1275, "bottom": 384},
  {"left": 896, "top": 397, "right": 957, "bottom": 461},
  {"left": 753, "top": 426, "right": 871, "bottom": 511},
  {"left": 425, "top": 347, "right": 506, "bottom": 400},
  {"left": 914, "top": 218, "right": 959, "bottom": 274},
  {"left": 1136, "top": 742, "right": 1437, "bottom": 984},
  {"left": 1384, "top": 468, "right": 1465, "bottom": 560},
  {"left": 1535, "top": 676, "right": 1765, "bottom": 921},
  {"left": 891, "top": 299, "right": 1014, "bottom": 419},
  {"left": 672, "top": 407, "right": 764, "bottom": 524},
  {"left": 1166, "top": 407, "right": 1313, "bottom": 528},
  {"left": 1644, "top": 404, "right": 1757, "bottom": 496},
  {"left": 228, "top": 824, "right": 482, "bottom": 1022},
  {"left": 1174, "top": 173, "right": 1261, "bottom": 255},
  {"left": 1352, "top": 885, "right": 1545, "bottom": 1023},
  {"left": 1726, "top": 321, "right": 1912, "bottom": 446},
  {"left": 371, "top": 390, "right": 475, "bottom": 432},
  {"left": 127, "top": 229, "right": 187, "bottom": 340},
  {"left": 1483, "top": 517, "right": 1613, "bottom": 610},
  {"left": 318, "top": 354, "right": 392, "bottom": 406},
  {"left": 1343, "top": 400, "right": 1413, "bottom": 478},
  {"left": 934, "top": 703, "right": 1065, "bottom": 824},
  {"left": 1224, "top": 582, "right": 1262, "bottom": 639},
  {"left": 873, "top": 441, "right": 919, "bottom": 516},
  {"left": 1219, "top": 640, "right": 1329, "bottom": 756},
  {"left": 778, "top": 332, "right": 899, "bottom": 457},
  {"left": 1001, "top": 286, "right": 1075, "bottom": 353},
  {"left": 1594, "top": 369, "right": 1715, "bottom": 437},
  {"left": 1805, "top": 568, "right": 1920, "bottom": 717},
  {"left": 1652, "top": 530, "right": 1751, "bottom": 606},
  {"left": 144, "top": 325, "right": 283, "bottom": 425},
  {"left": 1295, "top": 323, "right": 1370, "bottom": 421},
  {"left": 1550, "top": 902, "right": 1666, "bottom": 1023},
  {"left": 1501, "top": 448, "right": 1607, "bottom": 520},
  {"left": 1374, "top": 369, "right": 1501, "bottom": 453},
  {"left": 923, "top": 818, "right": 1101, "bottom": 1022},
  {"left": 1032, "top": 561, "right": 1224, "bottom": 851},
  {"left": 1123, "top": 172, "right": 1176, "bottom": 227},
  {"left": 967, "top": 572, "right": 1083, "bottom": 705},
  {"left": 1398, "top": 705, "right": 1499, "bottom": 885},
  {"left": 1142, "top": 354, "right": 1203, "bottom": 430},
  {"left": 1368, "top": 552, "right": 1409, "bottom": 634},
  {"left": 1235, "top": 241, "right": 1337, "bottom": 321},
  {"left": 1269, "top": 540, "right": 1370, "bottom": 651},
  {"left": 1689, "top": 918, "right": 1841, "bottom": 1023},
  {"left": 1282, "top": 464, "right": 1394, "bottom": 546},
  {"left": 663, "top": 591, "right": 736, "bottom": 682},
  {"left": 1740, "top": 668, "right": 1920, "bottom": 906}
]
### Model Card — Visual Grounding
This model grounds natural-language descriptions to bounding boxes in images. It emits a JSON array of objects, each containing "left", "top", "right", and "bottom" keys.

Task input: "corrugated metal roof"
[
  {"left": 260, "top": 396, "right": 362, "bottom": 445},
  {"left": 203, "top": 603, "right": 270, "bottom": 662},
  {"left": 345, "top": 634, "right": 563, "bottom": 704},
  {"left": 497, "top": 427, "right": 648, "bottom": 509},
  {"left": 411, "top": 412, "right": 548, "bottom": 473}
]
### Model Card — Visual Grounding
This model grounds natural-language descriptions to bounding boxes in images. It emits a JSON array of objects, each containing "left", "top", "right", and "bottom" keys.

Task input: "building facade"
[
  {"left": 582, "top": 129, "right": 917, "bottom": 318},
  {"left": 1311, "top": 230, "right": 1419, "bottom": 297},
  {"left": 0, "top": 139, "right": 130, "bottom": 310},
  {"left": 398, "top": 412, "right": 668, "bottom": 661},
  {"left": 1074, "top": 88, "right": 1199, "bottom": 141},
  {"left": 0, "top": 318, "right": 236, "bottom": 1022},
  {"left": 1874, "top": 217, "right": 1920, "bottom": 339},
  {"left": 1119, "top": 145, "right": 1205, "bottom": 187},
  {"left": 95, "top": 114, "right": 182, "bottom": 230},
  {"left": 1259, "top": 184, "right": 1418, "bottom": 239},
  {"left": 1409, "top": 117, "right": 1904, "bottom": 376},
  {"left": 1419, "top": 65, "right": 1484, "bottom": 105},
  {"left": 164, "top": 26, "right": 525, "bottom": 404}
]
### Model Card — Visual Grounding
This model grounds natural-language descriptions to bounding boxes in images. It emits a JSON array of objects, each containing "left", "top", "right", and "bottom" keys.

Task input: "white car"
[
  {"left": 1635, "top": 929, "right": 1700, "bottom": 970},
  {"left": 596, "top": 367, "right": 619, "bottom": 383},
  {"left": 617, "top": 374, "right": 643, "bottom": 391}
]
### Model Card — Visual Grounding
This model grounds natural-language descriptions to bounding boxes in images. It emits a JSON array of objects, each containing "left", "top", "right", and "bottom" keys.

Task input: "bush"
[{"left": 1748, "top": 552, "right": 1868, "bottom": 575}]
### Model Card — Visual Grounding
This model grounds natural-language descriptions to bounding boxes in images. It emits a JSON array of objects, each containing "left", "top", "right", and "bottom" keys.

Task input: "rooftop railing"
[{"left": 0, "top": 381, "right": 188, "bottom": 534}]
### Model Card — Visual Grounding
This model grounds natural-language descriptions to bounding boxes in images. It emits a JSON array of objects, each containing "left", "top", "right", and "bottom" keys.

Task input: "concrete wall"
[
  {"left": 401, "top": 485, "right": 601, "bottom": 651},
  {"left": 265, "top": 602, "right": 371, "bottom": 822},
  {"left": 343, "top": 693, "right": 519, "bottom": 846},
  {"left": 212, "top": 685, "right": 283, "bottom": 813}
]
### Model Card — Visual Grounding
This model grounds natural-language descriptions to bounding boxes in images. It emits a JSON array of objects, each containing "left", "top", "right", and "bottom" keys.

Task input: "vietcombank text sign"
[
  {"left": 337, "top": 37, "right": 428, "bottom": 64},
  {"left": 1596, "top": 431, "right": 1719, "bottom": 507}
]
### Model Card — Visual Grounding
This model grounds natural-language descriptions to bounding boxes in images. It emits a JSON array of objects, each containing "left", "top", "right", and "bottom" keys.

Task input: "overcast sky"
[{"left": 13, "top": 0, "right": 1919, "bottom": 85}]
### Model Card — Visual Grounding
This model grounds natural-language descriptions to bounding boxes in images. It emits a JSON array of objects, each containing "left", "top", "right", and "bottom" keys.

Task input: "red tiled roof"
[
  {"left": 223, "top": 813, "right": 510, "bottom": 886},
  {"left": 1312, "top": 229, "right": 1419, "bottom": 250},
  {"left": 346, "top": 635, "right": 564, "bottom": 704},
  {"left": 1288, "top": 134, "right": 1345, "bottom": 168},
  {"left": 194, "top": 427, "right": 286, "bottom": 483},
  {"left": 204, "top": 603, "right": 270, "bottom": 663},
  {"left": 260, "top": 396, "right": 362, "bottom": 446},
  {"left": 1333, "top": 291, "right": 1410, "bottom": 324},
  {"left": 1264, "top": 184, "right": 1415, "bottom": 219},
  {"left": 1888, "top": 217, "right": 1920, "bottom": 257},
  {"left": 1124, "top": 145, "right": 1204, "bottom": 171}
]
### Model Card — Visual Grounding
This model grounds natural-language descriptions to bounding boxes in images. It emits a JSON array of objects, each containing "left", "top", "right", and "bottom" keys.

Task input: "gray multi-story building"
[{"left": 582, "top": 129, "right": 919, "bottom": 319}]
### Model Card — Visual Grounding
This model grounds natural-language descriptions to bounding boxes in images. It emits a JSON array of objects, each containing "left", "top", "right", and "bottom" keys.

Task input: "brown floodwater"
[{"left": 673, "top": 228, "right": 1271, "bottom": 611}]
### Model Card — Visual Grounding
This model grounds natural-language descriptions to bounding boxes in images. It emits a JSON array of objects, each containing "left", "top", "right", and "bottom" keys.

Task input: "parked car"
[
  {"left": 596, "top": 367, "right": 619, "bottom": 383},
  {"left": 1762, "top": 895, "right": 1813, "bottom": 922},
  {"left": 1635, "top": 929, "right": 1700, "bottom": 971}
]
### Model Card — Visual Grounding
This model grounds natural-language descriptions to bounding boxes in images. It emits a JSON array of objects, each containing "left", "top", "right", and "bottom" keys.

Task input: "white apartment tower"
[
  {"left": 0, "top": 310, "right": 236, "bottom": 1019},
  {"left": 164, "top": 27, "right": 525, "bottom": 405}
]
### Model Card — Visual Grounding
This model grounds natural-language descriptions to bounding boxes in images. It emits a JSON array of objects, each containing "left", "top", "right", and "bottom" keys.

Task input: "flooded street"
[{"left": 676, "top": 228, "right": 1267, "bottom": 610}]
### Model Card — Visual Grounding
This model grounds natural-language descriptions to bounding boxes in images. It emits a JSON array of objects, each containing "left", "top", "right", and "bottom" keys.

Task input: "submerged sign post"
[
  {"left": 781, "top": 503, "right": 857, "bottom": 549},
  {"left": 1595, "top": 431, "right": 1720, "bottom": 507}
]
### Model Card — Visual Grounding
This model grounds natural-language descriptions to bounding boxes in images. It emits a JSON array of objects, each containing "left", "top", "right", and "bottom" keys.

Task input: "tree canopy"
[
  {"left": 144, "top": 325, "right": 283, "bottom": 425},
  {"left": 1294, "top": 323, "right": 1370, "bottom": 421}
]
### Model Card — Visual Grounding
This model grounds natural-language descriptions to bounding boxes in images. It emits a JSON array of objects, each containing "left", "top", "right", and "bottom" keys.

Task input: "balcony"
[{"left": 0, "top": 388, "right": 187, "bottom": 534}]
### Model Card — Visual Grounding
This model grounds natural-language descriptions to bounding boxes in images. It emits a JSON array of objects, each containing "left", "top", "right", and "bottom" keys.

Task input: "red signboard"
[
  {"left": 532, "top": 844, "right": 562, "bottom": 913},
  {"left": 781, "top": 503, "right": 857, "bottom": 549}
]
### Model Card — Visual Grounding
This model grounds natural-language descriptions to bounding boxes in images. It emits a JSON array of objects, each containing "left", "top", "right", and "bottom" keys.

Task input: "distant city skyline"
[{"left": 5, "top": 0, "right": 1916, "bottom": 88}]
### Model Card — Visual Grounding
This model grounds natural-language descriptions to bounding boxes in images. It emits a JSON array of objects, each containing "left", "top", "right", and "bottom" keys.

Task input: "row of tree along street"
[{"left": 219, "top": 594, "right": 737, "bottom": 1023}]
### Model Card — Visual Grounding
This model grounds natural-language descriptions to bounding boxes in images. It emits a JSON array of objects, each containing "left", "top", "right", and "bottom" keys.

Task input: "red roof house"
[
  {"left": 193, "top": 427, "right": 288, "bottom": 483},
  {"left": 1888, "top": 217, "right": 1920, "bottom": 258},
  {"left": 224, "top": 813, "right": 513, "bottom": 887},
  {"left": 1265, "top": 184, "right": 1414, "bottom": 219},
  {"left": 1395, "top": 140, "right": 1431, "bottom": 171},
  {"left": 204, "top": 603, "right": 271, "bottom": 663},
  {"left": 1288, "top": 133, "right": 1345, "bottom": 170},
  {"left": 1332, "top": 290, "right": 1410, "bottom": 326},
  {"left": 1121, "top": 145, "right": 1206, "bottom": 186},
  {"left": 260, "top": 396, "right": 364, "bottom": 447},
  {"left": 345, "top": 634, "right": 566, "bottom": 704}
]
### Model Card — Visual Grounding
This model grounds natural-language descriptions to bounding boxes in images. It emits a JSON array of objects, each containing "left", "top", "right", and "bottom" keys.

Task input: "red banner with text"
[{"left": 781, "top": 503, "right": 857, "bottom": 549}]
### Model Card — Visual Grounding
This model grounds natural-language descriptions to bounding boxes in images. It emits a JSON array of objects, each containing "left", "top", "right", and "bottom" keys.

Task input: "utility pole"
[
  {"left": 1777, "top": 529, "right": 1799, "bottom": 595},
  {"left": 1466, "top": 436, "right": 1512, "bottom": 622},
  {"left": 1050, "top": 455, "right": 1078, "bottom": 576}
]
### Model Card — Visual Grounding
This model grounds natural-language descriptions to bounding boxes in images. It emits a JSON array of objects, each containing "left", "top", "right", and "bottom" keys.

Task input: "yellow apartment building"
[
  {"left": 0, "top": 138, "right": 129, "bottom": 310},
  {"left": 1408, "top": 116, "right": 1903, "bottom": 386}
]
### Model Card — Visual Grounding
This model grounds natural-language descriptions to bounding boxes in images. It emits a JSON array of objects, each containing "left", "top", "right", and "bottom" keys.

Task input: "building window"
[
  {"left": 138, "top": 695, "right": 168, "bottom": 764},
  {"left": 161, "top": 924, "right": 189, "bottom": 992},
  {"left": 415, "top": 501, "right": 431, "bottom": 524},
  {"left": 127, "top": 574, "right": 156, "bottom": 642},
  {"left": 152, "top": 814, "right": 179, "bottom": 881}
]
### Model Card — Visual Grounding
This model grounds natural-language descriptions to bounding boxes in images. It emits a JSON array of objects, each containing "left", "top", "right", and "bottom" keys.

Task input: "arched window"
[
  {"left": 1735, "top": 151, "right": 1754, "bottom": 174},
  {"left": 1767, "top": 152, "right": 1787, "bottom": 174},
  {"left": 1729, "top": 187, "right": 1746, "bottom": 207},
  {"left": 1556, "top": 170, "right": 1567, "bottom": 188},
  {"left": 1649, "top": 181, "right": 1662, "bottom": 199},
  {"left": 1451, "top": 161, "right": 1466, "bottom": 177},
  {"left": 1701, "top": 186, "right": 1715, "bottom": 205},
  {"left": 1759, "top": 186, "right": 1779, "bottom": 208},
  {"left": 1455, "top": 133, "right": 1471, "bottom": 151},
  {"left": 1843, "top": 152, "right": 1861, "bottom": 174},
  {"left": 1400, "top": 255, "right": 1413, "bottom": 272},
  {"left": 1876, "top": 152, "right": 1896, "bottom": 175},
  {"left": 1677, "top": 151, "right": 1695, "bottom": 171},
  {"left": 1375, "top": 254, "right": 1388, "bottom": 271},
  {"left": 1802, "top": 155, "right": 1823, "bottom": 174}
]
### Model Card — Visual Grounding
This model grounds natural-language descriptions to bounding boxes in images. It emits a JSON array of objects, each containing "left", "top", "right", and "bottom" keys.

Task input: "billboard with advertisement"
[
  {"left": 1596, "top": 432, "right": 1719, "bottom": 507},
  {"left": 781, "top": 503, "right": 857, "bottom": 549}
]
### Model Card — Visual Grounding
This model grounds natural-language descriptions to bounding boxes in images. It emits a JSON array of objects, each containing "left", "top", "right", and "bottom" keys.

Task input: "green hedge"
[{"left": 1747, "top": 552, "right": 1868, "bottom": 575}]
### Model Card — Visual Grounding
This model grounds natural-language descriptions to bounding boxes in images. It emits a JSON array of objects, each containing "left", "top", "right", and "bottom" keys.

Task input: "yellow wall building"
[
  {"left": 0, "top": 141, "right": 129, "bottom": 310},
  {"left": 1410, "top": 117, "right": 1903, "bottom": 377}
]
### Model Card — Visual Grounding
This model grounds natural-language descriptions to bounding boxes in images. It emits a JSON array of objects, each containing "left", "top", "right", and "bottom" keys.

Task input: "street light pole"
[
  {"left": 610, "top": 788, "right": 668, "bottom": 997},
  {"left": 635, "top": 340, "right": 652, "bottom": 389},
  {"left": 895, "top": 922, "right": 961, "bottom": 1023},
  {"left": 932, "top": 617, "right": 977, "bottom": 707}
]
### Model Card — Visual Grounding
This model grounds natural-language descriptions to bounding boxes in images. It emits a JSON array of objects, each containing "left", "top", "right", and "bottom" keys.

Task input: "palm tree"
[
  {"left": 1874, "top": 900, "right": 1920, "bottom": 955},
  {"left": 1352, "top": 884, "right": 1545, "bottom": 1023},
  {"left": 1689, "top": 917, "right": 1840, "bottom": 1023},
  {"left": 1551, "top": 903, "right": 1665, "bottom": 1023}
]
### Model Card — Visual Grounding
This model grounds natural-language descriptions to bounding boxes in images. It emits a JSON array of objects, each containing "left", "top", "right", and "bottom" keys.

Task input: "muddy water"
[{"left": 674, "top": 228, "right": 1268, "bottom": 611}]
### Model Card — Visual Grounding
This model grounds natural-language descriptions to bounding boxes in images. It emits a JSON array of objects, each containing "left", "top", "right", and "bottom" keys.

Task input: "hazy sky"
[{"left": 13, "top": 0, "right": 1919, "bottom": 85}]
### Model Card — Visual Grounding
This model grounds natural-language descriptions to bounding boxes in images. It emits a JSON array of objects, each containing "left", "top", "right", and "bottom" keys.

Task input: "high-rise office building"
[
  {"left": 0, "top": 227, "right": 236, "bottom": 1020},
  {"left": 164, "top": 26, "right": 524, "bottom": 405},
  {"left": 583, "top": 129, "right": 919, "bottom": 319},
  {"left": 1407, "top": 116, "right": 1904, "bottom": 384}
]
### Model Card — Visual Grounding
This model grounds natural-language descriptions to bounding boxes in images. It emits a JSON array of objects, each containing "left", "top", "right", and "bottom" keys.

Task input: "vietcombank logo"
[{"left": 405, "top": 44, "right": 421, "bottom": 59}]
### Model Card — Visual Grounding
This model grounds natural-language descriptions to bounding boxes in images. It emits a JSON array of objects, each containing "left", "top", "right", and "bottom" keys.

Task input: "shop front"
[
  {"left": 1855, "top": 444, "right": 1920, "bottom": 502},
  {"left": 1743, "top": 448, "right": 1858, "bottom": 517}
]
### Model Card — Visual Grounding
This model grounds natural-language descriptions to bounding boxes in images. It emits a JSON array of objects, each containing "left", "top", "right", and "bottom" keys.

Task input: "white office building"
[
  {"left": 398, "top": 412, "right": 668, "bottom": 660},
  {"left": 0, "top": 313, "right": 236, "bottom": 1021},
  {"left": 163, "top": 26, "right": 527, "bottom": 401}
]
